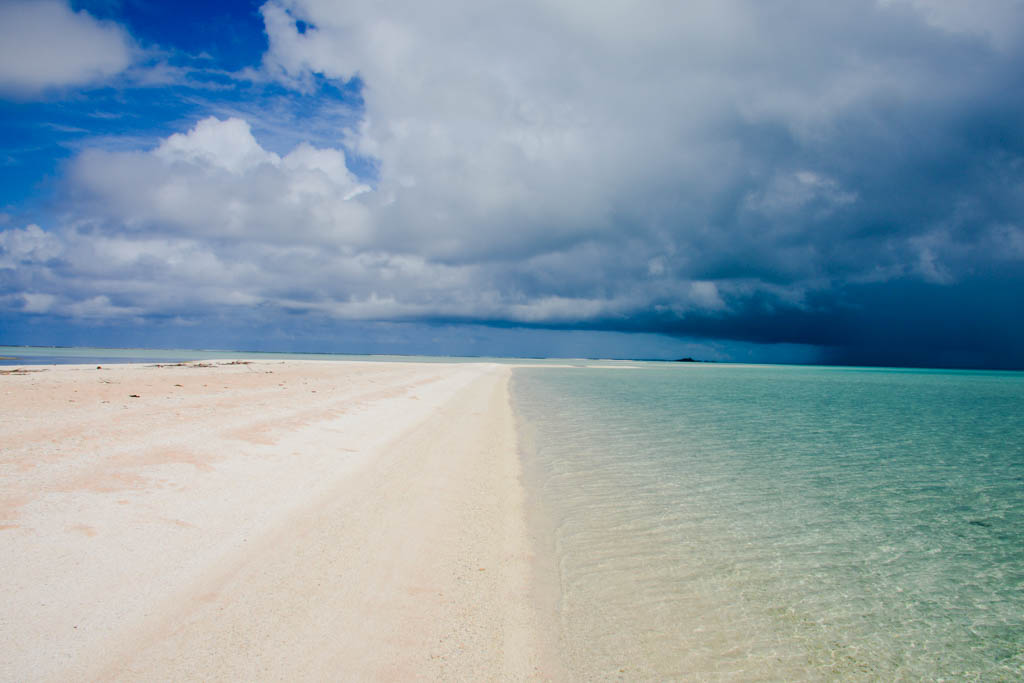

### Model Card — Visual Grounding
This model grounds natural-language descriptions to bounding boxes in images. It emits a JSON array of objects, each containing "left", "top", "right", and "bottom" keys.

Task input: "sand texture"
[{"left": 0, "top": 360, "right": 556, "bottom": 681}]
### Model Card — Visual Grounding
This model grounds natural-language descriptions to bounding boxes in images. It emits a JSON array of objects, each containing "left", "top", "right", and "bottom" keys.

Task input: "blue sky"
[{"left": 1, "top": 0, "right": 1023, "bottom": 367}]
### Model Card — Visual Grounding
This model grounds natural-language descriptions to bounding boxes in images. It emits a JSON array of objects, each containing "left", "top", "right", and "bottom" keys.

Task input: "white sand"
[{"left": 0, "top": 360, "right": 560, "bottom": 681}]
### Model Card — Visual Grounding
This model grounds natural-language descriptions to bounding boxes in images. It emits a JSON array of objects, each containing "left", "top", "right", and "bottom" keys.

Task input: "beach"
[
  {"left": 0, "top": 360, "right": 556, "bottom": 681},
  {"left": 4, "top": 358, "right": 1022, "bottom": 680}
]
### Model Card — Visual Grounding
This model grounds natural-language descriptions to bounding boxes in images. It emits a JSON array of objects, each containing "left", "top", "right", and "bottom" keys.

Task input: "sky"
[{"left": 1, "top": 0, "right": 1022, "bottom": 367}]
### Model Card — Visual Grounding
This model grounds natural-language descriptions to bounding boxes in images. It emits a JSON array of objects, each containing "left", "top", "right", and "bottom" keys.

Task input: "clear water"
[{"left": 513, "top": 364, "right": 1024, "bottom": 680}]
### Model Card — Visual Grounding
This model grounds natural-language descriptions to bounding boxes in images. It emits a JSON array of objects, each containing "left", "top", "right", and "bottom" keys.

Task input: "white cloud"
[
  {"left": 254, "top": 0, "right": 1006, "bottom": 271},
  {"left": 70, "top": 116, "right": 371, "bottom": 244},
  {"left": 0, "top": 224, "right": 64, "bottom": 266},
  {"left": 689, "top": 281, "right": 727, "bottom": 311},
  {"left": 0, "top": 0, "right": 135, "bottom": 96},
  {"left": 155, "top": 117, "right": 279, "bottom": 173},
  {"left": 20, "top": 292, "right": 58, "bottom": 314},
  {"left": 65, "top": 295, "right": 142, "bottom": 319}
]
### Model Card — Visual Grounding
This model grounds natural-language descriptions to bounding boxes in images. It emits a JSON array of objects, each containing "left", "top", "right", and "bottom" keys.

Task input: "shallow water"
[{"left": 513, "top": 364, "right": 1024, "bottom": 680}]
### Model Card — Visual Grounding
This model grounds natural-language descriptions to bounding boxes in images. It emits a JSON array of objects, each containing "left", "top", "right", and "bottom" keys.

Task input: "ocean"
[{"left": 512, "top": 363, "right": 1024, "bottom": 680}]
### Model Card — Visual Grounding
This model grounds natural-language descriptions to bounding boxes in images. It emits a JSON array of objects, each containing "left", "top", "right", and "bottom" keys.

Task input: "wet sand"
[{"left": 0, "top": 360, "right": 557, "bottom": 680}]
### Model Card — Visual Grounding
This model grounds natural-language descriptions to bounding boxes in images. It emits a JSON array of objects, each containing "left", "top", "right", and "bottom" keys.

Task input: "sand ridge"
[{"left": 0, "top": 360, "right": 558, "bottom": 681}]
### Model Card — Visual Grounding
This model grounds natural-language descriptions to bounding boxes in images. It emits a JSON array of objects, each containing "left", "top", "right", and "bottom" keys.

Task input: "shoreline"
[
  {"left": 0, "top": 360, "right": 559, "bottom": 680},
  {"left": 511, "top": 372, "right": 569, "bottom": 678}
]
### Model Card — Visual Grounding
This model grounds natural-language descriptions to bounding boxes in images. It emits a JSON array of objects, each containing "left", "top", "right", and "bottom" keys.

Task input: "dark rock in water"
[{"left": 675, "top": 357, "right": 698, "bottom": 362}]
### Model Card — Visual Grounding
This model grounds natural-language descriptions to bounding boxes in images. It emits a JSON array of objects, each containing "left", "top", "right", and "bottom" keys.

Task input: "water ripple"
[{"left": 515, "top": 364, "right": 1024, "bottom": 680}]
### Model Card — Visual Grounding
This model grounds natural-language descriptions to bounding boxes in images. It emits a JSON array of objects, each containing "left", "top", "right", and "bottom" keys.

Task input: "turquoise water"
[{"left": 513, "top": 364, "right": 1024, "bottom": 680}]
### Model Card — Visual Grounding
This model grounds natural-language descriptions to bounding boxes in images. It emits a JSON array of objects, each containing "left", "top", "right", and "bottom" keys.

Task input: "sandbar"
[{"left": 0, "top": 360, "right": 558, "bottom": 680}]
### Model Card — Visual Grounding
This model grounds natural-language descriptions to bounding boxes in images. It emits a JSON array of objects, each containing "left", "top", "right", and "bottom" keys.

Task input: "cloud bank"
[
  {"left": 2, "top": 0, "right": 1023, "bottom": 366},
  {"left": 0, "top": 0, "right": 135, "bottom": 96}
]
